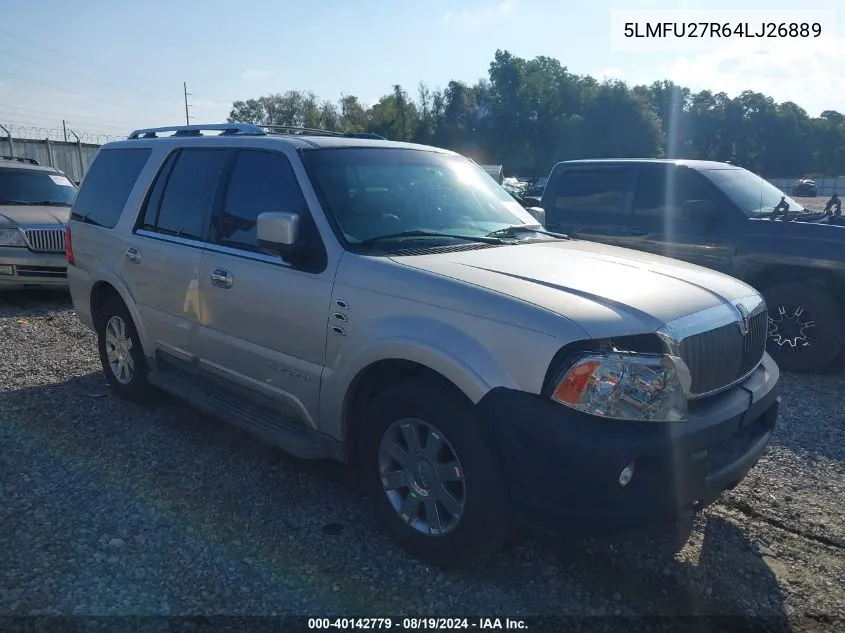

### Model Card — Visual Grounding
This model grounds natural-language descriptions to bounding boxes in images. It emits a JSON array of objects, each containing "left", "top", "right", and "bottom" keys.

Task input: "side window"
[
  {"left": 216, "top": 150, "right": 308, "bottom": 252},
  {"left": 549, "top": 169, "right": 628, "bottom": 222},
  {"left": 633, "top": 169, "right": 717, "bottom": 220},
  {"left": 140, "top": 149, "right": 229, "bottom": 241},
  {"left": 70, "top": 148, "right": 151, "bottom": 228}
]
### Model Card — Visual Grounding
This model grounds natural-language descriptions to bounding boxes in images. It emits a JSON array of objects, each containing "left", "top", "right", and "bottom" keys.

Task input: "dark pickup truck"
[{"left": 539, "top": 159, "right": 845, "bottom": 373}]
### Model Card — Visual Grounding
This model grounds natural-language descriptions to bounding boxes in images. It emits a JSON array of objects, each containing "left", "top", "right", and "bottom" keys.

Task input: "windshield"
[
  {"left": 301, "top": 148, "right": 538, "bottom": 247},
  {"left": 0, "top": 168, "right": 78, "bottom": 206},
  {"left": 703, "top": 167, "right": 804, "bottom": 216}
]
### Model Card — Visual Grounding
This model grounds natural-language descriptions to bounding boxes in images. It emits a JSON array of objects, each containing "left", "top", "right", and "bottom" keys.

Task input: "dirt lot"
[{"left": 0, "top": 291, "right": 843, "bottom": 631}]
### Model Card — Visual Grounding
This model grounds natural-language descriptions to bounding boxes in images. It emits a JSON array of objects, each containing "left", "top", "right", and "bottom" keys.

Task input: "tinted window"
[
  {"left": 71, "top": 148, "right": 151, "bottom": 228},
  {"left": 633, "top": 169, "right": 716, "bottom": 220},
  {"left": 217, "top": 150, "right": 307, "bottom": 251},
  {"left": 550, "top": 169, "right": 627, "bottom": 220},
  {"left": 147, "top": 149, "right": 229, "bottom": 240}
]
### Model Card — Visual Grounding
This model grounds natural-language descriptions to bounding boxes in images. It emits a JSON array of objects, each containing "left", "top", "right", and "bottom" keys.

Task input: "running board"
[{"left": 148, "top": 361, "right": 341, "bottom": 460}]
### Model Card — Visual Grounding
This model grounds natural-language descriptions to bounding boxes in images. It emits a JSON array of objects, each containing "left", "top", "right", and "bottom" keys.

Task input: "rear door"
[
  {"left": 121, "top": 147, "right": 231, "bottom": 364},
  {"left": 620, "top": 166, "right": 736, "bottom": 272},
  {"left": 542, "top": 165, "right": 633, "bottom": 245}
]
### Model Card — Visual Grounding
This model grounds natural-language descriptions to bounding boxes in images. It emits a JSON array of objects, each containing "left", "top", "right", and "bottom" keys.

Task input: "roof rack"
[
  {"left": 127, "top": 123, "right": 266, "bottom": 139},
  {"left": 1, "top": 155, "right": 40, "bottom": 165},
  {"left": 261, "top": 125, "right": 386, "bottom": 140}
]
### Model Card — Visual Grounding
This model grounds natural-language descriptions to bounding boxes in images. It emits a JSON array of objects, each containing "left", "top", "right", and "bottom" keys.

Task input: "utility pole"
[
  {"left": 62, "top": 119, "right": 67, "bottom": 142},
  {"left": 183, "top": 82, "right": 192, "bottom": 125}
]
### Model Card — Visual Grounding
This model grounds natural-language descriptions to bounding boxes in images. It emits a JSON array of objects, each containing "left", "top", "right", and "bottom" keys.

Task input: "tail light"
[{"left": 65, "top": 225, "right": 75, "bottom": 266}]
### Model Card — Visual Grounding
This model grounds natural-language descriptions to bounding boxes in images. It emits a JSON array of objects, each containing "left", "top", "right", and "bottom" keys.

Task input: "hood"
[
  {"left": 390, "top": 240, "right": 758, "bottom": 338},
  {"left": 0, "top": 205, "right": 71, "bottom": 226}
]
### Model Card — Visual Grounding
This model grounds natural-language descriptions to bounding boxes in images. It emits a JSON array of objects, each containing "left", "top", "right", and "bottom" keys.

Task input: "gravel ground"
[{"left": 0, "top": 290, "right": 843, "bottom": 630}]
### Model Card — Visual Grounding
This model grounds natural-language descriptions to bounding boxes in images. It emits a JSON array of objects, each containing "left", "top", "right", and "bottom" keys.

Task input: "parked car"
[
  {"left": 791, "top": 178, "right": 818, "bottom": 197},
  {"left": 0, "top": 155, "right": 77, "bottom": 290},
  {"left": 539, "top": 159, "right": 845, "bottom": 373},
  {"left": 66, "top": 124, "right": 780, "bottom": 567},
  {"left": 524, "top": 176, "right": 548, "bottom": 198}
]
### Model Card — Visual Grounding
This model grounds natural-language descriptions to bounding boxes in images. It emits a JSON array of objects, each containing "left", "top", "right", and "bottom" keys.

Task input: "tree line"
[{"left": 228, "top": 49, "right": 845, "bottom": 178}]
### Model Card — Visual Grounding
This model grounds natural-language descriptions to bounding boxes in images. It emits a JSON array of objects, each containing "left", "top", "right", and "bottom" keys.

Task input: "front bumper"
[
  {"left": 0, "top": 247, "right": 68, "bottom": 289},
  {"left": 476, "top": 353, "right": 780, "bottom": 534}
]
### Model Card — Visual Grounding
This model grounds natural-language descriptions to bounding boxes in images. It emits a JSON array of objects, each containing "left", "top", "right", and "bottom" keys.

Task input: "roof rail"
[
  {"left": 127, "top": 123, "right": 266, "bottom": 139},
  {"left": 1, "top": 155, "right": 40, "bottom": 165},
  {"left": 261, "top": 125, "right": 386, "bottom": 140},
  {"left": 261, "top": 125, "right": 345, "bottom": 137}
]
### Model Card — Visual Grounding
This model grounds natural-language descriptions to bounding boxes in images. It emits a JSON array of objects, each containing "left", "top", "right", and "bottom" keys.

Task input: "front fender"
[{"left": 319, "top": 316, "right": 525, "bottom": 441}]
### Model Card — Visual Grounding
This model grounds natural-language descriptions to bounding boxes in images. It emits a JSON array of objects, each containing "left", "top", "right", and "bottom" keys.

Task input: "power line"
[
  {"left": 0, "top": 48, "right": 165, "bottom": 102},
  {"left": 0, "top": 28, "right": 175, "bottom": 96}
]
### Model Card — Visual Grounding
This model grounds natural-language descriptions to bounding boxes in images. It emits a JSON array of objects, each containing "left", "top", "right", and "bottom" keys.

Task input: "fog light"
[
  {"left": 619, "top": 461, "right": 636, "bottom": 486},
  {"left": 0, "top": 265, "right": 13, "bottom": 276}
]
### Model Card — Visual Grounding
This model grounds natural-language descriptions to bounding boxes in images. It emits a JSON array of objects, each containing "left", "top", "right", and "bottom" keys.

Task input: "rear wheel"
[
  {"left": 358, "top": 377, "right": 511, "bottom": 567},
  {"left": 96, "top": 296, "right": 151, "bottom": 401},
  {"left": 763, "top": 282, "right": 844, "bottom": 373}
]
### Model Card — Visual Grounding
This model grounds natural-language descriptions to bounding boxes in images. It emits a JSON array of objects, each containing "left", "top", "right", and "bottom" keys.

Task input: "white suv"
[{"left": 65, "top": 123, "right": 780, "bottom": 567}]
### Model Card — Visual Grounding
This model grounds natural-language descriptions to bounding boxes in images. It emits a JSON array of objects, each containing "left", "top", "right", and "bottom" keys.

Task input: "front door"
[
  {"left": 620, "top": 166, "right": 735, "bottom": 273},
  {"left": 194, "top": 148, "right": 334, "bottom": 428}
]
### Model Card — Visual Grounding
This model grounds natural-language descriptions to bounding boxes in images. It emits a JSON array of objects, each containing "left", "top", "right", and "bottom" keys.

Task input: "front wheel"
[
  {"left": 763, "top": 282, "right": 844, "bottom": 373},
  {"left": 358, "top": 377, "right": 511, "bottom": 568}
]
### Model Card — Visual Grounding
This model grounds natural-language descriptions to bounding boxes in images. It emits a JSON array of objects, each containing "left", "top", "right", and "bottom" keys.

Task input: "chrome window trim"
[
  {"left": 134, "top": 228, "right": 293, "bottom": 269},
  {"left": 657, "top": 293, "right": 767, "bottom": 400}
]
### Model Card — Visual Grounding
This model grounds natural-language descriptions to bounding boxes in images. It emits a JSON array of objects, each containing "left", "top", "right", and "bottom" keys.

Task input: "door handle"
[
  {"left": 622, "top": 227, "right": 647, "bottom": 236},
  {"left": 125, "top": 247, "right": 141, "bottom": 264},
  {"left": 210, "top": 268, "right": 233, "bottom": 289}
]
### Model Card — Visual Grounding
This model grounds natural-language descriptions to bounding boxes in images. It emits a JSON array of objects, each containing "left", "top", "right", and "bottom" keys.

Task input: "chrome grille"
[
  {"left": 679, "top": 308, "right": 768, "bottom": 396},
  {"left": 23, "top": 227, "right": 65, "bottom": 253}
]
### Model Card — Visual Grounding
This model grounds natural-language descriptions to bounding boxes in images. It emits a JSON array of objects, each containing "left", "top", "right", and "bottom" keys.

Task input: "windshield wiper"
[
  {"left": 486, "top": 225, "right": 570, "bottom": 239},
  {"left": 357, "top": 230, "right": 505, "bottom": 246}
]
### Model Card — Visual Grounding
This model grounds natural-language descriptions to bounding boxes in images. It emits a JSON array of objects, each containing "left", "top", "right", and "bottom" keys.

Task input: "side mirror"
[
  {"left": 526, "top": 206, "right": 546, "bottom": 225},
  {"left": 681, "top": 199, "right": 720, "bottom": 222},
  {"left": 257, "top": 212, "right": 301, "bottom": 255}
]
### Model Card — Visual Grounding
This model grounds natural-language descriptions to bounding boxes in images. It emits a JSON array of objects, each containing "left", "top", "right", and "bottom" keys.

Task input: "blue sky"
[{"left": 1, "top": 0, "right": 842, "bottom": 141}]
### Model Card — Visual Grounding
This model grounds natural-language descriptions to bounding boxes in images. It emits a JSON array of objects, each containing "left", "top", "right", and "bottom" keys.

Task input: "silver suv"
[
  {"left": 0, "top": 156, "right": 77, "bottom": 290},
  {"left": 66, "top": 123, "right": 781, "bottom": 567}
]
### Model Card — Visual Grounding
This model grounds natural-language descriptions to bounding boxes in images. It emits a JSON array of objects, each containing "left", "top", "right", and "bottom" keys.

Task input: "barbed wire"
[{"left": 0, "top": 123, "right": 124, "bottom": 144}]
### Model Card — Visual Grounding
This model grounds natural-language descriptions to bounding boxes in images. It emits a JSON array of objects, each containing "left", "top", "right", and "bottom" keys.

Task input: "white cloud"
[
  {"left": 662, "top": 37, "right": 845, "bottom": 116},
  {"left": 240, "top": 69, "right": 272, "bottom": 82},
  {"left": 441, "top": 0, "right": 518, "bottom": 25}
]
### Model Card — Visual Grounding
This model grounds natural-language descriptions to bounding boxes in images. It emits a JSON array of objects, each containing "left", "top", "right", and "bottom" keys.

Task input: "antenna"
[{"left": 183, "top": 82, "right": 193, "bottom": 125}]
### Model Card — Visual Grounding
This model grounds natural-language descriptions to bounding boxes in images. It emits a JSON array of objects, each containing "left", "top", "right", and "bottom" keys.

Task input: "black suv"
[{"left": 539, "top": 159, "right": 845, "bottom": 373}]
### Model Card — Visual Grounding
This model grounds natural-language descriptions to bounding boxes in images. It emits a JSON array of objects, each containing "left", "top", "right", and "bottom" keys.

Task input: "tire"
[
  {"left": 96, "top": 296, "right": 151, "bottom": 401},
  {"left": 762, "top": 282, "right": 844, "bottom": 373},
  {"left": 358, "top": 376, "right": 511, "bottom": 568}
]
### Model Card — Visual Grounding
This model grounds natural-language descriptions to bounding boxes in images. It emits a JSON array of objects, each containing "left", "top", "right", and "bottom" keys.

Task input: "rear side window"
[
  {"left": 549, "top": 169, "right": 628, "bottom": 221},
  {"left": 139, "top": 149, "right": 229, "bottom": 241},
  {"left": 70, "top": 148, "right": 151, "bottom": 228},
  {"left": 215, "top": 149, "right": 308, "bottom": 252}
]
